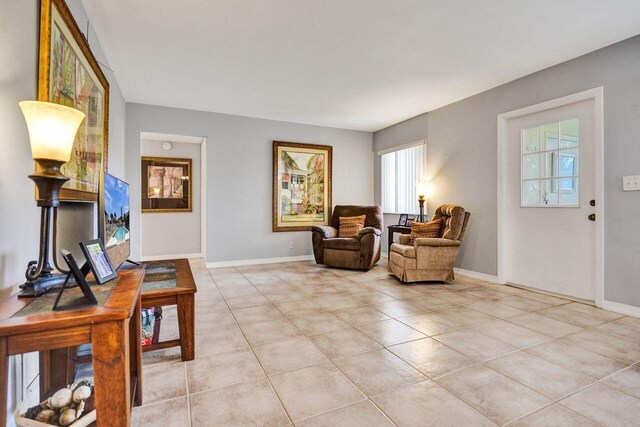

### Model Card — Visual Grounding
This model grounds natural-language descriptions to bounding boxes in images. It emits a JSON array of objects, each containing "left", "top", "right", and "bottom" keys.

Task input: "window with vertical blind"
[{"left": 380, "top": 141, "right": 427, "bottom": 214}]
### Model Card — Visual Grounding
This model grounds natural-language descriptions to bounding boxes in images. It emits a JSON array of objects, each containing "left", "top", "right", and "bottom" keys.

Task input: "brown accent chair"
[
  {"left": 388, "top": 204, "right": 470, "bottom": 282},
  {"left": 312, "top": 205, "right": 383, "bottom": 270}
]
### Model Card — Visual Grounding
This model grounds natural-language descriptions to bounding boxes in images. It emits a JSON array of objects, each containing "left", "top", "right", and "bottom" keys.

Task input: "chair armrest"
[
  {"left": 312, "top": 225, "right": 338, "bottom": 239},
  {"left": 414, "top": 238, "right": 461, "bottom": 247},
  {"left": 398, "top": 235, "right": 411, "bottom": 245},
  {"left": 357, "top": 227, "right": 382, "bottom": 239}
]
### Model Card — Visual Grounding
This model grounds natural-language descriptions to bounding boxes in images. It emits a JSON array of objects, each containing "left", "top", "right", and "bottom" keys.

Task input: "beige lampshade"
[
  {"left": 416, "top": 181, "right": 429, "bottom": 198},
  {"left": 19, "top": 101, "right": 85, "bottom": 163}
]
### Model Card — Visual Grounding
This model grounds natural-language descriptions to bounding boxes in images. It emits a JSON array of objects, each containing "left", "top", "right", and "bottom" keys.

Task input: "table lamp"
[{"left": 18, "top": 101, "right": 85, "bottom": 297}]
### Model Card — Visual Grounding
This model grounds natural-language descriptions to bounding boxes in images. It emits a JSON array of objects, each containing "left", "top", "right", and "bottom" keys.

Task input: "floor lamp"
[
  {"left": 18, "top": 101, "right": 85, "bottom": 297},
  {"left": 416, "top": 182, "right": 429, "bottom": 223}
]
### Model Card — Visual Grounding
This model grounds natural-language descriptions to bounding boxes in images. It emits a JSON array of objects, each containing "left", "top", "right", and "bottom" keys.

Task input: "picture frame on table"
[
  {"left": 398, "top": 214, "right": 408, "bottom": 226},
  {"left": 38, "top": 0, "right": 110, "bottom": 202},
  {"left": 54, "top": 250, "right": 98, "bottom": 311},
  {"left": 79, "top": 239, "right": 117, "bottom": 284},
  {"left": 272, "top": 141, "right": 333, "bottom": 232}
]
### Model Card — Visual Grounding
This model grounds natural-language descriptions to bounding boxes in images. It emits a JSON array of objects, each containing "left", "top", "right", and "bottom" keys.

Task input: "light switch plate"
[{"left": 623, "top": 175, "right": 640, "bottom": 191}]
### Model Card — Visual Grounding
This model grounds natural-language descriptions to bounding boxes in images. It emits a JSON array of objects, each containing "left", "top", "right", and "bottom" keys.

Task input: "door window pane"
[
  {"left": 558, "top": 149, "right": 578, "bottom": 177},
  {"left": 541, "top": 152, "right": 556, "bottom": 178},
  {"left": 559, "top": 179, "right": 579, "bottom": 206},
  {"left": 522, "top": 127, "right": 540, "bottom": 153},
  {"left": 521, "top": 119, "right": 579, "bottom": 207},
  {"left": 522, "top": 180, "right": 540, "bottom": 206},
  {"left": 560, "top": 118, "right": 579, "bottom": 148},
  {"left": 540, "top": 179, "right": 558, "bottom": 206},
  {"left": 541, "top": 123, "right": 559, "bottom": 150},
  {"left": 522, "top": 154, "right": 540, "bottom": 179}
]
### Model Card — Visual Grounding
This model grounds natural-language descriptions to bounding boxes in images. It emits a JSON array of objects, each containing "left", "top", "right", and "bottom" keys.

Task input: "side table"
[
  {"left": 0, "top": 268, "right": 144, "bottom": 426},
  {"left": 387, "top": 225, "right": 412, "bottom": 254},
  {"left": 141, "top": 259, "right": 197, "bottom": 361}
]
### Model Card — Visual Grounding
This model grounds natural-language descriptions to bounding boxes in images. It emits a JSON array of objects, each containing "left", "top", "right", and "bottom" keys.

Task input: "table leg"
[
  {"left": 129, "top": 295, "right": 143, "bottom": 406},
  {"left": 388, "top": 229, "right": 394, "bottom": 254},
  {"left": 0, "top": 338, "right": 8, "bottom": 427},
  {"left": 92, "top": 320, "right": 131, "bottom": 427},
  {"left": 177, "top": 294, "right": 195, "bottom": 361}
]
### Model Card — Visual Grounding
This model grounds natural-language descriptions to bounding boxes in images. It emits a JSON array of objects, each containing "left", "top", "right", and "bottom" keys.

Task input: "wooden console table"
[
  {"left": 0, "top": 268, "right": 144, "bottom": 427},
  {"left": 140, "top": 259, "right": 197, "bottom": 361},
  {"left": 387, "top": 225, "right": 412, "bottom": 254}
]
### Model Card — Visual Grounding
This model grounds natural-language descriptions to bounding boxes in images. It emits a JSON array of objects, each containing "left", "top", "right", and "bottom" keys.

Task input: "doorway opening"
[{"left": 139, "top": 132, "right": 207, "bottom": 261}]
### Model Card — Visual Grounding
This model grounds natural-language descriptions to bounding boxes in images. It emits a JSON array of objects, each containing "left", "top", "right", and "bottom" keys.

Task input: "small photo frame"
[
  {"left": 57, "top": 250, "right": 98, "bottom": 309},
  {"left": 398, "top": 214, "right": 408, "bottom": 226},
  {"left": 406, "top": 219, "right": 414, "bottom": 227},
  {"left": 80, "top": 239, "right": 117, "bottom": 284}
]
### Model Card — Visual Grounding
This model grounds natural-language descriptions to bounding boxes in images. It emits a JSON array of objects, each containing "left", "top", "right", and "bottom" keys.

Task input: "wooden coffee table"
[{"left": 140, "top": 259, "right": 197, "bottom": 361}]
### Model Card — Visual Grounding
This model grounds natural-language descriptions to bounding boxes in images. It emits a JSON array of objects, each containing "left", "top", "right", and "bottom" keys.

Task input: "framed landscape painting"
[
  {"left": 38, "top": 0, "right": 110, "bottom": 202},
  {"left": 141, "top": 157, "right": 192, "bottom": 213},
  {"left": 273, "top": 141, "right": 332, "bottom": 232}
]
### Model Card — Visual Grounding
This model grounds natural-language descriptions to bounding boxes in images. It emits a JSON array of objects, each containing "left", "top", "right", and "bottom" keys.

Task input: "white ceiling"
[{"left": 82, "top": 0, "right": 640, "bottom": 132}]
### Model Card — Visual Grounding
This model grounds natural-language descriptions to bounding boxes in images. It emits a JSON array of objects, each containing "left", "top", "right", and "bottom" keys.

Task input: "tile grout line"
[
  {"left": 238, "top": 264, "right": 400, "bottom": 425},
  {"left": 200, "top": 260, "right": 640, "bottom": 426},
  {"left": 183, "top": 362, "right": 192, "bottom": 427},
  {"left": 216, "top": 265, "right": 297, "bottom": 425}
]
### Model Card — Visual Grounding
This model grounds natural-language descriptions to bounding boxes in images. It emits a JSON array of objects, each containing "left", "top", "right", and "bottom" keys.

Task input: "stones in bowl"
[{"left": 20, "top": 380, "right": 93, "bottom": 426}]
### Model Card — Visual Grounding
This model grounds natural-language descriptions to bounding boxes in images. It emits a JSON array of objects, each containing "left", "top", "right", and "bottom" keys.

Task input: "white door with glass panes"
[{"left": 506, "top": 99, "right": 596, "bottom": 300}]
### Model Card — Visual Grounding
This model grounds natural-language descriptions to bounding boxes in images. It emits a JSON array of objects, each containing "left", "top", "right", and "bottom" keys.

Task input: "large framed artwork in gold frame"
[
  {"left": 272, "top": 141, "right": 332, "bottom": 232},
  {"left": 38, "top": 0, "right": 110, "bottom": 202}
]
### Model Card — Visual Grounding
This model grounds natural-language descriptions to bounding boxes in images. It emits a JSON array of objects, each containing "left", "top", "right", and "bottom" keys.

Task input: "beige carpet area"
[{"left": 132, "top": 258, "right": 640, "bottom": 426}]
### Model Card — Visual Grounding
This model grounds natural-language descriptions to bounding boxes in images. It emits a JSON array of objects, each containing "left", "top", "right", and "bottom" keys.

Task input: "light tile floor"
[{"left": 132, "top": 258, "right": 640, "bottom": 426}]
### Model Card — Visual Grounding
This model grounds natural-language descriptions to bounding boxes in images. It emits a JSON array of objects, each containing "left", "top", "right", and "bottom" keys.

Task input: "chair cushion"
[
  {"left": 389, "top": 251, "right": 417, "bottom": 270},
  {"left": 390, "top": 243, "right": 416, "bottom": 258},
  {"left": 409, "top": 218, "right": 443, "bottom": 244},
  {"left": 338, "top": 215, "right": 366, "bottom": 238},
  {"left": 324, "top": 238, "right": 361, "bottom": 251}
]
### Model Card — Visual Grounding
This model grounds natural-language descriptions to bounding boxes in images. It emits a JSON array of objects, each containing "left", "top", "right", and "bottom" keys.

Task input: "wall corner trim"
[
  {"left": 206, "top": 255, "right": 315, "bottom": 268},
  {"left": 601, "top": 300, "right": 640, "bottom": 318},
  {"left": 453, "top": 268, "right": 501, "bottom": 283}
]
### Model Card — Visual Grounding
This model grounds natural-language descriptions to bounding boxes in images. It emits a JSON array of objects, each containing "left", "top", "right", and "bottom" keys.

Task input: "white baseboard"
[
  {"left": 454, "top": 268, "right": 501, "bottom": 283},
  {"left": 140, "top": 253, "right": 203, "bottom": 262},
  {"left": 206, "top": 255, "right": 315, "bottom": 268},
  {"left": 601, "top": 300, "right": 640, "bottom": 318}
]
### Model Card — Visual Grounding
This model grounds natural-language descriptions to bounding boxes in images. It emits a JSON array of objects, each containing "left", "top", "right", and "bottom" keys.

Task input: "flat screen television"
[{"left": 98, "top": 172, "right": 130, "bottom": 270}]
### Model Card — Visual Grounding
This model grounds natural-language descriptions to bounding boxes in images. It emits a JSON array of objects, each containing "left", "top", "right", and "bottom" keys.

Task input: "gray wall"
[
  {"left": 374, "top": 35, "right": 640, "bottom": 307},
  {"left": 0, "top": 0, "right": 127, "bottom": 292},
  {"left": 140, "top": 139, "right": 202, "bottom": 257},
  {"left": 0, "top": 0, "right": 126, "bottom": 421},
  {"left": 125, "top": 103, "right": 374, "bottom": 264}
]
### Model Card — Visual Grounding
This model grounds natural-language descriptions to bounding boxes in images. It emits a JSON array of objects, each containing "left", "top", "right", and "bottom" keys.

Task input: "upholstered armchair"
[
  {"left": 312, "top": 205, "right": 383, "bottom": 270},
  {"left": 388, "top": 204, "right": 470, "bottom": 282}
]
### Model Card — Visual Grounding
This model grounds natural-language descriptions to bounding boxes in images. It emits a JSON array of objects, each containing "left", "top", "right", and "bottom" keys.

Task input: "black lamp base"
[
  {"left": 19, "top": 273, "right": 67, "bottom": 298},
  {"left": 20, "top": 159, "right": 70, "bottom": 298}
]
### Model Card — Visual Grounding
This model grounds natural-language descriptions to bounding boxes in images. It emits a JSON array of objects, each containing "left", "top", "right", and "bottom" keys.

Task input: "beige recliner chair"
[{"left": 388, "top": 204, "right": 470, "bottom": 282}]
